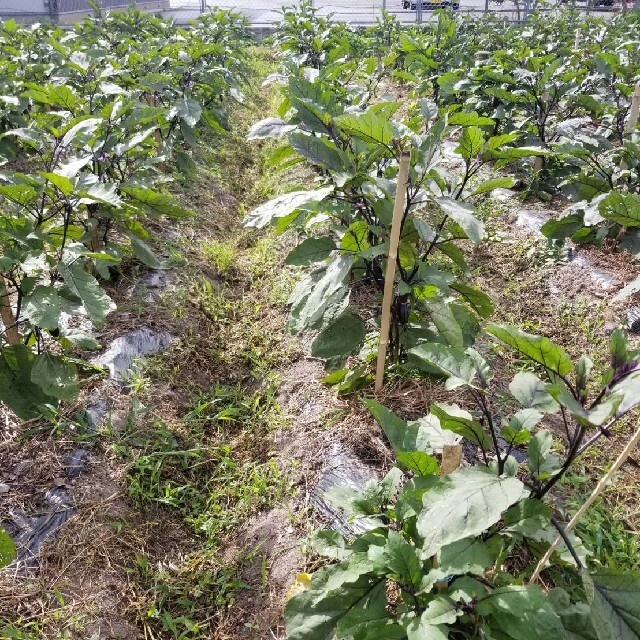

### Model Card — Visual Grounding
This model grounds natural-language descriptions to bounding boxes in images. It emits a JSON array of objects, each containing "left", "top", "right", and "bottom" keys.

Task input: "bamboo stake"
[
  {"left": 625, "top": 84, "right": 640, "bottom": 134},
  {"left": 374, "top": 151, "right": 410, "bottom": 393},
  {"left": 574, "top": 28, "right": 580, "bottom": 51},
  {"left": 0, "top": 274, "right": 19, "bottom": 345},
  {"left": 531, "top": 421, "right": 640, "bottom": 583}
]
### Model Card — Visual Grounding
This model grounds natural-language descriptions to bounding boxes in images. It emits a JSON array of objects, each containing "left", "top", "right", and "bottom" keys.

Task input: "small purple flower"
[
  {"left": 185, "top": 81, "right": 194, "bottom": 89},
  {"left": 356, "top": 201, "right": 366, "bottom": 209}
]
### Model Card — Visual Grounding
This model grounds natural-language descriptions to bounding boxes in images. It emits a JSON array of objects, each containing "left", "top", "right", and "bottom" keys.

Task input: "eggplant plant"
[
  {"left": 0, "top": 9, "right": 249, "bottom": 419},
  {"left": 285, "top": 326, "right": 640, "bottom": 640},
  {"left": 246, "top": 62, "right": 544, "bottom": 384}
]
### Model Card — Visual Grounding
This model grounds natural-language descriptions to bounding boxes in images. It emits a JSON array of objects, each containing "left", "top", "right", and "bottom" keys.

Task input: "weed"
[{"left": 203, "top": 239, "right": 238, "bottom": 275}]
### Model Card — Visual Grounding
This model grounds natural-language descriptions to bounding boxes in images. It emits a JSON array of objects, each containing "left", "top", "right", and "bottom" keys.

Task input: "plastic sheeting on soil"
[
  {"left": 91, "top": 327, "right": 174, "bottom": 384},
  {"left": 310, "top": 443, "right": 379, "bottom": 537}
]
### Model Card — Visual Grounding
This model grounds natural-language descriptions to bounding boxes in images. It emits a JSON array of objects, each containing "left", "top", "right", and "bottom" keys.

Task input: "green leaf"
[
  {"left": 288, "top": 254, "right": 353, "bottom": 333},
  {"left": 419, "top": 597, "right": 460, "bottom": 625},
  {"left": 503, "top": 499, "right": 552, "bottom": 539},
  {"left": 487, "top": 324, "right": 574, "bottom": 378},
  {"left": 0, "top": 526, "right": 16, "bottom": 569},
  {"left": 244, "top": 188, "right": 333, "bottom": 229},
  {"left": 408, "top": 343, "right": 478, "bottom": 390},
  {"left": 450, "top": 281, "right": 494, "bottom": 318},
  {"left": 417, "top": 466, "right": 525, "bottom": 558},
  {"left": 471, "top": 177, "right": 517, "bottom": 196},
  {"left": 582, "top": 570, "right": 640, "bottom": 640},
  {"left": 397, "top": 450, "right": 440, "bottom": 476},
  {"left": 31, "top": 353, "right": 78, "bottom": 401},
  {"left": 528, "top": 430, "right": 561, "bottom": 479},
  {"left": 455, "top": 126, "right": 485, "bottom": 161},
  {"left": 175, "top": 96, "right": 202, "bottom": 127},
  {"left": 541, "top": 214, "right": 585, "bottom": 241},
  {"left": 58, "top": 259, "right": 116, "bottom": 328},
  {"left": 246, "top": 117, "right": 296, "bottom": 140},
  {"left": 501, "top": 408, "right": 543, "bottom": 446},
  {"left": 311, "top": 310, "right": 365, "bottom": 359},
  {"left": 0, "top": 345, "right": 56, "bottom": 418},
  {"left": 362, "top": 399, "right": 435, "bottom": 455},
  {"left": 122, "top": 187, "right": 191, "bottom": 219},
  {"left": 423, "top": 298, "right": 464, "bottom": 348},
  {"left": 599, "top": 193, "right": 640, "bottom": 228},
  {"left": 431, "top": 403, "right": 493, "bottom": 451},
  {"left": 449, "top": 111, "right": 495, "bottom": 127},
  {"left": 383, "top": 531, "right": 422, "bottom": 588},
  {"left": 128, "top": 233, "right": 162, "bottom": 269},
  {"left": 439, "top": 536, "right": 496, "bottom": 574},
  {"left": 335, "top": 103, "right": 398, "bottom": 146},
  {"left": 286, "top": 237, "right": 335, "bottom": 266},
  {"left": 0, "top": 184, "right": 37, "bottom": 207},
  {"left": 509, "top": 372, "right": 560, "bottom": 413},
  {"left": 478, "top": 585, "right": 565, "bottom": 640},
  {"left": 22, "top": 286, "right": 67, "bottom": 330},
  {"left": 285, "top": 561, "right": 388, "bottom": 640},
  {"left": 289, "top": 131, "right": 347, "bottom": 172},
  {"left": 436, "top": 197, "right": 485, "bottom": 244}
]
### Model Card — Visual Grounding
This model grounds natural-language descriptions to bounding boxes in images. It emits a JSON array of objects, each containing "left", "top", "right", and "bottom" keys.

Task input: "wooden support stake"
[
  {"left": 625, "top": 84, "right": 640, "bottom": 134},
  {"left": 0, "top": 274, "right": 19, "bottom": 345},
  {"left": 531, "top": 422, "right": 640, "bottom": 583},
  {"left": 375, "top": 151, "right": 410, "bottom": 393},
  {"left": 574, "top": 28, "right": 580, "bottom": 51}
]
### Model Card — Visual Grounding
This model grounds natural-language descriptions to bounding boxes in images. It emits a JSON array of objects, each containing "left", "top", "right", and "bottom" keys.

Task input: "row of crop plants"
[
  {"left": 247, "top": 5, "right": 640, "bottom": 639},
  {"left": 0, "top": 8, "right": 251, "bottom": 563}
]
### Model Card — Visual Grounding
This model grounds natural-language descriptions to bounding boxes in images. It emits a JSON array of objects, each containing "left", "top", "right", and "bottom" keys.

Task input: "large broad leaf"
[
  {"left": 487, "top": 324, "right": 574, "bottom": 378},
  {"left": 311, "top": 309, "right": 365, "bottom": 359},
  {"left": 22, "top": 285, "right": 74, "bottom": 330},
  {"left": 449, "top": 112, "right": 495, "bottom": 127},
  {"left": 285, "top": 558, "right": 399, "bottom": 640},
  {"left": 128, "top": 234, "right": 163, "bottom": 269},
  {"left": 455, "top": 126, "right": 485, "bottom": 161},
  {"left": 417, "top": 466, "right": 525, "bottom": 558},
  {"left": 122, "top": 187, "right": 191, "bottom": 219},
  {"left": 289, "top": 131, "right": 347, "bottom": 172},
  {"left": 599, "top": 193, "right": 640, "bottom": 228},
  {"left": 423, "top": 298, "right": 464, "bottom": 348},
  {"left": 382, "top": 531, "right": 423, "bottom": 588},
  {"left": 334, "top": 102, "right": 399, "bottom": 147},
  {"left": 31, "top": 353, "right": 78, "bottom": 401},
  {"left": 0, "top": 345, "right": 56, "bottom": 418},
  {"left": 471, "top": 177, "right": 517, "bottom": 196},
  {"left": 288, "top": 255, "right": 353, "bottom": 333},
  {"left": 430, "top": 403, "right": 493, "bottom": 451},
  {"left": 285, "top": 237, "right": 335, "bottom": 266},
  {"left": 244, "top": 187, "right": 333, "bottom": 229},
  {"left": 436, "top": 197, "right": 485, "bottom": 244},
  {"left": 450, "top": 281, "right": 494, "bottom": 318},
  {"left": 58, "top": 259, "right": 116, "bottom": 328},
  {"left": 362, "top": 399, "right": 437, "bottom": 456},
  {"left": 583, "top": 569, "right": 640, "bottom": 640},
  {"left": 478, "top": 585, "right": 565, "bottom": 640},
  {"left": 509, "top": 371, "right": 560, "bottom": 413},
  {"left": 408, "top": 343, "right": 478, "bottom": 390},
  {"left": 0, "top": 526, "right": 16, "bottom": 568},
  {"left": 246, "top": 117, "right": 296, "bottom": 140}
]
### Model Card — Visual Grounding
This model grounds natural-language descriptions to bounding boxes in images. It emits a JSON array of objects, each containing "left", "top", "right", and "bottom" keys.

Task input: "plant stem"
[{"left": 531, "top": 421, "right": 640, "bottom": 582}]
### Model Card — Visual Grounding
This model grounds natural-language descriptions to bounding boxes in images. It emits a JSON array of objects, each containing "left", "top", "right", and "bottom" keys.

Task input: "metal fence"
[
  {"left": 0, "top": 0, "right": 625, "bottom": 27},
  {"left": 163, "top": 0, "right": 623, "bottom": 27}
]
